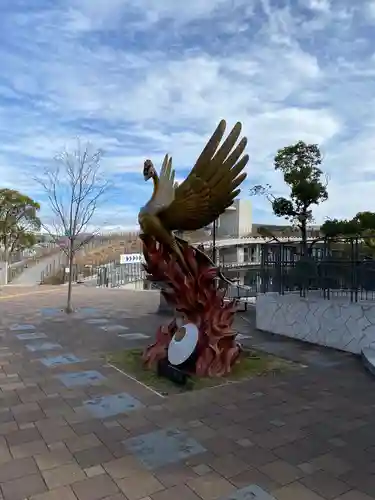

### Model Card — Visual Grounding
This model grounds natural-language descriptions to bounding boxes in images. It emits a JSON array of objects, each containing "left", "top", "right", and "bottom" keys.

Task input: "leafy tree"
[
  {"left": 251, "top": 141, "right": 328, "bottom": 254},
  {"left": 0, "top": 189, "right": 41, "bottom": 280},
  {"left": 35, "top": 140, "right": 110, "bottom": 313},
  {"left": 321, "top": 211, "right": 375, "bottom": 251}
]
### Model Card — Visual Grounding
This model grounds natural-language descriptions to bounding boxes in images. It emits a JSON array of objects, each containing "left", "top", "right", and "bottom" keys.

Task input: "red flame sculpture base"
[{"left": 141, "top": 235, "right": 241, "bottom": 377}]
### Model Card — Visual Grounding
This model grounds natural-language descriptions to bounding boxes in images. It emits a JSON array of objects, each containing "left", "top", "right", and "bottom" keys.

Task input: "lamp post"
[{"left": 212, "top": 218, "right": 217, "bottom": 264}]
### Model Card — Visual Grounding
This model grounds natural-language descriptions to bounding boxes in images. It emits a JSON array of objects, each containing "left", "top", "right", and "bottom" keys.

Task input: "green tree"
[
  {"left": 321, "top": 211, "right": 375, "bottom": 251},
  {"left": 251, "top": 141, "right": 328, "bottom": 254},
  {"left": 0, "top": 189, "right": 41, "bottom": 279}
]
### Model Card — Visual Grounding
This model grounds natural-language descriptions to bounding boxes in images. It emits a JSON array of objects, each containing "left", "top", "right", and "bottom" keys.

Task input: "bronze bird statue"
[{"left": 138, "top": 119, "right": 249, "bottom": 270}]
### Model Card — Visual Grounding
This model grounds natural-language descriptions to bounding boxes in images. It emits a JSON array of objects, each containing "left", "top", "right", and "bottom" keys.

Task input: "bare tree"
[{"left": 35, "top": 140, "right": 110, "bottom": 313}]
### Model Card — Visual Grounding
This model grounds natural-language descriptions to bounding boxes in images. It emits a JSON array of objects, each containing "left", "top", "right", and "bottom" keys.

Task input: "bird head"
[{"left": 143, "top": 159, "right": 156, "bottom": 181}]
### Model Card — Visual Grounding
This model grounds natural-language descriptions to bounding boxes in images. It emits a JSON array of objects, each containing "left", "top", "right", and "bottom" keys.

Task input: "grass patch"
[{"left": 107, "top": 348, "right": 297, "bottom": 395}]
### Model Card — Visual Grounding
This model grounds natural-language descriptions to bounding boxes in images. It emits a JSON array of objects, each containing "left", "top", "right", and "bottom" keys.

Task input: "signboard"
[{"left": 120, "top": 253, "right": 144, "bottom": 265}]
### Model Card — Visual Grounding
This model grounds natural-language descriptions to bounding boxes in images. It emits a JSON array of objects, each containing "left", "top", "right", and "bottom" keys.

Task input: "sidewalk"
[{"left": 0, "top": 287, "right": 373, "bottom": 499}]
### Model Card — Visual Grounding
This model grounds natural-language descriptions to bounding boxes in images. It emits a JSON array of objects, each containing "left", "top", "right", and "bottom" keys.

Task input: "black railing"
[{"left": 259, "top": 236, "right": 375, "bottom": 302}]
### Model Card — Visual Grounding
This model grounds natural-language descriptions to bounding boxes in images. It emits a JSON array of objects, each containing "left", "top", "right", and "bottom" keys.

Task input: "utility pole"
[{"left": 212, "top": 219, "right": 217, "bottom": 264}]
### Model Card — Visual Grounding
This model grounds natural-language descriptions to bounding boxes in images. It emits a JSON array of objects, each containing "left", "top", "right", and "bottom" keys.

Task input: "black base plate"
[{"left": 157, "top": 358, "right": 190, "bottom": 386}]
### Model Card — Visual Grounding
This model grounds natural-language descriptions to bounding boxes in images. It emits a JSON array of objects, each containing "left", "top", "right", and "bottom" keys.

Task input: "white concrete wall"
[
  {"left": 0, "top": 262, "right": 7, "bottom": 285},
  {"left": 237, "top": 199, "right": 252, "bottom": 236},
  {"left": 256, "top": 292, "right": 375, "bottom": 354},
  {"left": 217, "top": 199, "right": 252, "bottom": 238}
]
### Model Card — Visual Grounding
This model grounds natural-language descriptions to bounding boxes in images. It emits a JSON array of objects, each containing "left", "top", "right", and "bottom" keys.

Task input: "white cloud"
[{"left": 0, "top": 0, "right": 374, "bottom": 231}]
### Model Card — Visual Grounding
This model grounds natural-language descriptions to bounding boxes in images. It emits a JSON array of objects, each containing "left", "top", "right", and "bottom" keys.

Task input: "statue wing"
[
  {"left": 157, "top": 120, "right": 248, "bottom": 231},
  {"left": 146, "top": 154, "right": 176, "bottom": 215}
]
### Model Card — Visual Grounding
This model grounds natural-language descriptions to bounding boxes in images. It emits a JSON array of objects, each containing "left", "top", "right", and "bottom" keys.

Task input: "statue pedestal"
[{"left": 157, "top": 290, "right": 174, "bottom": 315}]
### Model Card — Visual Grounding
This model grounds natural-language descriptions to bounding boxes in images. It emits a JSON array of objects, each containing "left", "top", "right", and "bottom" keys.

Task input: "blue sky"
[{"left": 1, "top": 0, "right": 375, "bottom": 231}]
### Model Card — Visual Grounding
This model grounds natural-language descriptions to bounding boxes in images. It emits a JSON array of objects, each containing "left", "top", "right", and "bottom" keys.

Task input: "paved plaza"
[{"left": 0, "top": 286, "right": 373, "bottom": 499}]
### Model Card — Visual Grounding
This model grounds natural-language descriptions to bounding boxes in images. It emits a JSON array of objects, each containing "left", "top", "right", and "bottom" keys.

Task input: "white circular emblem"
[{"left": 168, "top": 323, "right": 199, "bottom": 366}]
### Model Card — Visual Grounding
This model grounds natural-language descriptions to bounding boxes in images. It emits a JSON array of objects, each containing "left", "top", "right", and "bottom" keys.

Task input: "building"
[
  {"left": 197, "top": 198, "right": 321, "bottom": 286},
  {"left": 216, "top": 199, "right": 252, "bottom": 238}
]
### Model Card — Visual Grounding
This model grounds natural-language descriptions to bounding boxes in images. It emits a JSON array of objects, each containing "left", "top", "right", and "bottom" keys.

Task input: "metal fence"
[
  {"left": 97, "top": 262, "right": 145, "bottom": 288},
  {"left": 259, "top": 236, "right": 375, "bottom": 302}
]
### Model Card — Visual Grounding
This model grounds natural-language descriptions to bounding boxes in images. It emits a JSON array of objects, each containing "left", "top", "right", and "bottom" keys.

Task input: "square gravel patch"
[
  {"left": 123, "top": 428, "right": 206, "bottom": 470},
  {"left": 100, "top": 325, "right": 129, "bottom": 332},
  {"left": 40, "top": 354, "right": 84, "bottom": 367},
  {"left": 85, "top": 318, "right": 110, "bottom": 325},
  {"left": 55, "top": 370, "right": 106, "bottom": 387},
  {"left": 16, "top": 332, "right": 47, "bottom": 340},
  {"left": 40, "top": 308, "right": 63, "bottom": 317},
  {"left": 223, "top": 484, "right": 276, "bottom": 499},
  {"left": 76, "top": 308, "right": 99, "bottom": 317},
  {"left": 26, "top": 342, "right": 62, "bottom": 352},
  {"left": 118, "top": 333, "right": 150, "bottom": 340},
  {"left": 10, "top": 324, "right": 35, "bottom": 331},
  {"left": 83, "top": 393, "right": 144, "bottom": 418}
]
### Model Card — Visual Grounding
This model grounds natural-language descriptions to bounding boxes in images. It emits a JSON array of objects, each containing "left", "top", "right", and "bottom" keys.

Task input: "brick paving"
[{"left": 0, "top": 286, "right": 373, "bottom": 499}]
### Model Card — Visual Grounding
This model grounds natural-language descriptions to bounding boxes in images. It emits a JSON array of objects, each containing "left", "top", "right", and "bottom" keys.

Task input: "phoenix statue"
[
  {"left": 138, "top": 119, "right": 248, "bottom": 269},
  {"left": 139, "top": 119, "right": 249, "bottom": 378}
]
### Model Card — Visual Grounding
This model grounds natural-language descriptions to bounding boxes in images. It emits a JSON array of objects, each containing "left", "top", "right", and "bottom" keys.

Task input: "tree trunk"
[
  {"left": 2, "top": 246, "right": 9, "bottom": 285},
  {"left": 300, "top": 220, "right": 307, "bottom": 257},
  {"left": 66, "top": 240, "right": 74, "bottom": 314}
]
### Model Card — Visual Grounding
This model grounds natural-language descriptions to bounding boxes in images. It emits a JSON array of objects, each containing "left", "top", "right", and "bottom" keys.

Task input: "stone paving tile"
[
  {"left": 0, "top": 456, "right": 39, "bottom": 482},
  {"left": 5, "top": 426, "right": 42, "bottom": 446},
  {"left": 38, "top": 423, "right": 77, "bottom": 444},
  {"left": 41, "top": 462, "right": 86, "bottom": 489},
  {"left": 272, "top": 482, "right": 326, "bottom": 499},
  {"left": 151, "top": 484, "right": 201, "bottom": 500},
  {"left": 1, "top": 472, "right": 47, "bottom": 500},
  {"left": 186, "top": 471, "right": 237, "bottom": 499},
  {"left": 10, "top": 439, "right": 48, "bottom": 459},
  {"left": 0, "top": 440, "right": 12, "bottom": 465},
  {"left": 102, "top": 494, "right": 128, "bottom": 500},
  {"left": 260, "top": 460, "right": 303, "bottom": 486},
  {"left": 72, "top": 473, "right": 120, "bottom": 500},
  {"left": 154, "top": 463, "right": 198, "bottom": 488},
  {"left": 35, "top": 447, "right": 74, "bottom": 471},
  {"left": 74, "top": 444, "right": 114, "bottom": 468},
  {"left": 84, "top": 464, "right": 105, "bottom": 477},
  {"left": 103, "top": 456, "right": 146, "bottom": 480},
  {"left": 0, "top": 423, "right": 17, "bottom": 436},
  {"left": 65, "top": 433, "right": 102, "bottom": 453},
  {"left": 299, "top": 470, "right": 351, "bottom": 498},
  {"left": 310, "top": 453, "right": 353, "bottom": 477},
  {"left": 115, "top": 471, "right": 165, "bottom": 499},
  {"left": 29, "top": 486, "right": 77, "bottom": 500},
  {"left": 208, "top": 454, "right": 249, "bottom": 479},
  {"left": 334, "top": 492, "right": 375, "bottom": 500},
  {"left": 29, "top": 485, "right": 78, "bottom": 500},
  {"left": 230, "top": 468, "right": 280, "bottom": 495}
]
